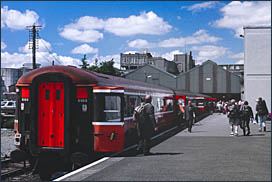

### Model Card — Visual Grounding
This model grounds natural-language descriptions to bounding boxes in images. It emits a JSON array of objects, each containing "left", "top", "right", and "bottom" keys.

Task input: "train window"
[
  {"left": 178, "top": 99, "right": 185, "bottom": 107},
  {"left": 104, "top": 96, "right": 121, "bottom": 122},
  {"left": 156, "top": 98, "right": 164, "bottom": 112},
  {"left": 163, "top": 99, "right": 173, "bottom": 111},
  {"left": 45, "top": 90, "right": 50, "bottom": 100},
  {"left": 127, "top": 96, "right": 138, "bottom": 117},
  {"left": 56, "top": 90, "right": 60, "bottom": 100},
  {"left": 124, "top": 96, "right": 129, "bottom": 117},
  {"left": 93, "top": 95, "right": 121, "bottom": 122}
]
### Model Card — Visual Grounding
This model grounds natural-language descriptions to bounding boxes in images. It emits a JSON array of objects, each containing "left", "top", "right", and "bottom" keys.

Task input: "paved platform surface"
[{"left": 58, "top": 113, "right": 271, "bottom": 181}]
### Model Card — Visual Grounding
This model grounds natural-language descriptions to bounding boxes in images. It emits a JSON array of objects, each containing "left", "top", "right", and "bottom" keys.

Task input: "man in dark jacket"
[
  {"left": 135, "top": 95, "right": 157, "bottom": 155},
  {"left": 184, "top": 101, "right": 195, "bottom": 132},
  {"left": 240, "top": 101, "right": 254, "bottom": 136},
  {"left": 256, "top": 97, "right": 269, "bottom": 132}
]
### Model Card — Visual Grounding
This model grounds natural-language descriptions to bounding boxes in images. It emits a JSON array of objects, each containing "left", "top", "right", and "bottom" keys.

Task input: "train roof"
[{"left": 17, "top": 65, "right": 173, "bottom": 94}]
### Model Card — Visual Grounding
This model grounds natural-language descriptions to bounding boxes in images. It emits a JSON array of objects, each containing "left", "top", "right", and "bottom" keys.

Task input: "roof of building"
[
  {"left": 124, "top": 64, "right": 177, "bottom": 78},
  {"left": 176, "top": 60, "right": 242, "bottom": 80},
  {"left": 243, "top": 26, "right": 271, "bottom": 29}
]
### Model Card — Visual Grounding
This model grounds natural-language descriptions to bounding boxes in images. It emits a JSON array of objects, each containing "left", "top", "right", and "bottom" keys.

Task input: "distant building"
[
  {"left": 124, "top": 64, "right": 176, "bottom": 89},
  {"left": 124, "top": 60, "right": 242, "bottom": 101},
  {"left": 243, "top": 26, "right": 271, "bottom": 113},
  {"left": 120, "top": 52, "right": 153, "bottom": 70},
  {"left": 1, "top": 62, "right": 41, "bottom": 94},
  {"left": 173, "top": 51, "right": 195, "bottom": 73},
  {"left": 219, "top": 64, "right": 244, "bottom": 100},
  {"left": 176, "top": 60, "right": 241, "bottom": 101},
  {"left": 120, "top": 52, "right": 194, "bottom": 75},
  {"left": 219, "top": 64, "right": 244, "bottom": 78}
]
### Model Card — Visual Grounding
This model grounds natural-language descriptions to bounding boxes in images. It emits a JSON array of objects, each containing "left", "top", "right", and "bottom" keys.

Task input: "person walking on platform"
[
  {"left": 184, "top": 101, "right": 195, "bottom": 133},
  {"left": 227, "top": 99, "right": 240, "bottom": 136},
  {"left": 256, "top": 97, "right": 269, "bottom": 132},
  {"left": 177, "top": 100, "right": 185, "bottom": 125},
  {"left": 133, "top": 95, "right": 157, "bottom": 156},
  {"left": 240, "top": 101, "right": 254, "bottom": 136}
]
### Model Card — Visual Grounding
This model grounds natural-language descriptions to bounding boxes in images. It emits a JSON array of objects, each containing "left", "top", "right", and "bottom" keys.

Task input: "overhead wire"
[
  {"left": 37, "top": 34, "right": 63, "bottom": 65},
  {"left": 36, "top": 51, "right": 54, "bottom": 65}
]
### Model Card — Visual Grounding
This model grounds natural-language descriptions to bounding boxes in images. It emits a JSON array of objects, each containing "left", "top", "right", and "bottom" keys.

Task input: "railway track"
[{"left": 1, "top": 157, "right": 32, "bottom": 181}]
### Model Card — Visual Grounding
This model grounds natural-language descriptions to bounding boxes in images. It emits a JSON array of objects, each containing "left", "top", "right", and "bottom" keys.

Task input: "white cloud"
[
  {"left": 235, "top": 59, "right": 244, "bottom": 64},
  {"left": 1, "top": 41, "right": 7, "bottom": 50},
  {"left": 128, "top": 30, "right": 221, "bottom": 49},
  {"left": 182, "top": 1, "right": 218, "bottom": 12},
  {"left": 66, "top": 16, "right": 105, "bottom": 30},
  {"left": 1, "top": 6, "right": 40, "bottom": 30},
  {"left": 191, "top": 45, "right": 227, "bottom": 64},
  {"left": 104, "top": 11, "right": 172, "bottom": 36},
  {"left": 128, "top": 39, "right": 155, "bottom": 49},
  {"left": 159, "top": 29, "right": 221, "bottom": 48},
  {"left": 123, "top": 51, "right": 138, "bottom": 54},
  {"left": 228, "top": 52, "right": 244, "bottom": 59},
  {"left": 2, "top": 39, "right": 81, "bottom": 68},
  {"left": 161, "top": 50, "right": 184, "bottom": 61},
  {"left": 1, "top": 51, "right": 82, "bottom": 68},
  {"left": 59, "top": 11, "right": 172, "bottom": 43},
  {"left": 59, "top": 28, "right": 103, "bottom": 43},
  {"left": 71, "top": 44, "right": 98, "bottom": 54},
  {"left": 214, "top": 1, "right": 271, "bottom": 37}
]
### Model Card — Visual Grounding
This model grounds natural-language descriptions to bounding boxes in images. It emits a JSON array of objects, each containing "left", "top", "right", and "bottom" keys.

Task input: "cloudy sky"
[{"left": 1, "top": 1, "right": 271, "bottom": 68}]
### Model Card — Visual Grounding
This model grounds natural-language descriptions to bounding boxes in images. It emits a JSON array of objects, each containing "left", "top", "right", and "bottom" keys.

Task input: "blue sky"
[{"left": 1, "top": 1, "right": 271, "bottom": 68}]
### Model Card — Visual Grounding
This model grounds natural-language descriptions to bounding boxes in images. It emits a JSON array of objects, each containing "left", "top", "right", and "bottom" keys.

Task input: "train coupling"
[{"left": 10, "top": 149, "right": 29, "bottom": 162}]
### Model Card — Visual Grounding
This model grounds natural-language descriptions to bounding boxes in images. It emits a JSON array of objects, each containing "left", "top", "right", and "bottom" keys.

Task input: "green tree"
[
  {"left": 86, "top": 58, "right": 121, "bottom": 76},
  {"left": 79, "top": 54, "right": 89, "bottom": 69}
]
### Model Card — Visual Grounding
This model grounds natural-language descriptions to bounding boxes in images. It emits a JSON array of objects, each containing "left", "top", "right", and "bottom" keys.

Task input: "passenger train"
[{"left": 11, "top": 65, "right": 215, "bottom": 179}]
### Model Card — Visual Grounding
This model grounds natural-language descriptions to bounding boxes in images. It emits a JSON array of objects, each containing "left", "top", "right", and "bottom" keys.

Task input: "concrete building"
[
  {"left": 124, "top": 60, "right": 242, "bottom": 101},
  {"left": 152, "top": 57, "right": 179, "bottom": 75},
  {"left": 219, "top": 64, "right": 244, "bottom": 78},
  {"left": 124, "top": 64, "right": 176, "bottom": 89},
  {"left": 120, "top": 52, "right": 153, "bottom": 70},
  {"left": 177, "top": 60, "right": 241, "bottom": 101},
  {"left": 219, "top": 64, "right": 244, "bottom": 100},
  {"left": 243, "top": 26, "right": 271, "bottom": 113},
  {"left": 173, "top": 51, "right": 195, "bottom": 73},
  {"left": 120, "top": 52, "right": 185, "bottom": 75}
]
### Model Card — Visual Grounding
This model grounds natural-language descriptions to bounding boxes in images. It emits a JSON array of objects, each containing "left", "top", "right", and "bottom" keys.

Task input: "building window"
[
  {"left": 235, "top": 65, "right": 240, "bottom": 70},
  {"left": 230, "top": 66, "right": 234, "bottom": 70}
]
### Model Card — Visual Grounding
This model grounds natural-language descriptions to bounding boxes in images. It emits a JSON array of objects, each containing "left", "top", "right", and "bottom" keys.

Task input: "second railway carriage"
[
  {"left": 12, "top": 65, "right": 177, "bottom": 178},
  {"left": 173, "top": 89, "right": 215, "bottom": 122}
]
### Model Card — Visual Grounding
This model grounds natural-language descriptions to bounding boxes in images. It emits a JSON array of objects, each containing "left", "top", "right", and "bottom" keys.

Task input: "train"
[{"left": 11, "top": 65, "right": 216, "bottom": 179}]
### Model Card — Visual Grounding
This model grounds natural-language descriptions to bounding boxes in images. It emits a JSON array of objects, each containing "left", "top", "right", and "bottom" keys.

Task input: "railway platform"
[{"left": 55, "top": 113, "right": 271, "bottom": 181}]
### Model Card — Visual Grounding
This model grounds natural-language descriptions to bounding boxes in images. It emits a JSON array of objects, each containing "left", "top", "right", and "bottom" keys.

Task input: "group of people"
[
  {"left": 133, "top": 95, "right": 196, "bottom": 156},
  {"left": 227, "top": 97, "right": 269, "bottom": 136},
  {"left": 132, "top": 95, "right": 269, "bottom": 155}
]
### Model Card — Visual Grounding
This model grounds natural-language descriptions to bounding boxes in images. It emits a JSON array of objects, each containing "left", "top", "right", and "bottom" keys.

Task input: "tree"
[
  {"left": 79, "top": 54, "right": 89, "bottom": 69},
  {"left": 82, "top": 58, "right": 121, "bottom": 77}
]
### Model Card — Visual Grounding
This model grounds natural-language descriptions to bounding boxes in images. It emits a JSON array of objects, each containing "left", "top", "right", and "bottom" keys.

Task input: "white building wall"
[{"left": 244, "top": 27, "right": 271, "bottom": 114}]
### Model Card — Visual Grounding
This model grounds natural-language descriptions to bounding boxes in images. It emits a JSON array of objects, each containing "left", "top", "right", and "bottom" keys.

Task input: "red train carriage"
[
  {"left": 12, "top": 65, "right": 177, "bottom": 178},
  {"left": 173, "top": 89, "right": 215, "bottom": 122}
]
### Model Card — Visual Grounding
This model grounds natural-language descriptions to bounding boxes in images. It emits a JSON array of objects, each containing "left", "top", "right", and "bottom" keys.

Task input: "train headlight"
[{"left": 82, "top": 104, "right": 87, "bottom": 112}]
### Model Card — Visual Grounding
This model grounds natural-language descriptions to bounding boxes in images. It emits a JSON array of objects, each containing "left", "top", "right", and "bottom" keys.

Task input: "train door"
[
  {"left": 38, "top": 82, "right": 64, "bottom": 148},
  {"left": 92, "top": 87, "right": 124, "bottom": 152}
]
